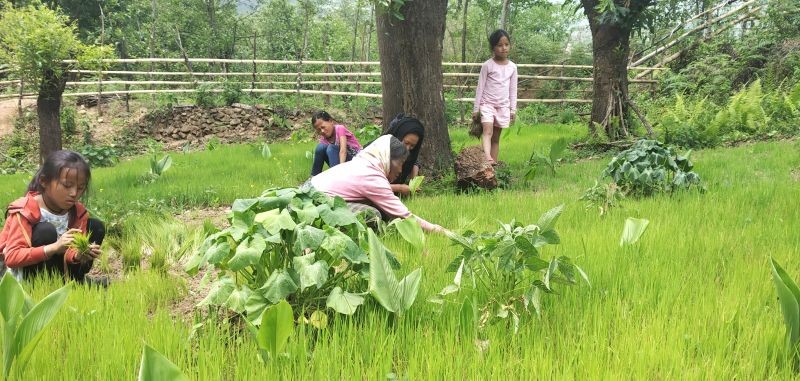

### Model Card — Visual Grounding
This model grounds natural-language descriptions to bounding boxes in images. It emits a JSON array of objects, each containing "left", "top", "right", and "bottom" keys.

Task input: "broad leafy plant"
[
  {"left": 138, "top": 344, "right": 188, "bottom": 381},
  {"left": 599, "top": 139, "right": 703, "bottom": 197},
  {"left": 770, "top": 258, "right": 800, "bottom": 370},
  {"left": 0, "top": 272, "right": 71, "bottom": 380},
  {"left": 524, "top": 138, "right": 567, "bottom": 180},
  {"left": 186, "top": 186, "right": 421, "bottom": 323},
  {"left": 431, "top": 205, "right": 588, "bottom": 333}
]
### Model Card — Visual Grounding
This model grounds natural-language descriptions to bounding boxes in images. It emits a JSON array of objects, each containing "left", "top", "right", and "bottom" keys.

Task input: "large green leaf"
[
  {"left": 245, "top": 292, "right": 269, "bottom": 325},
  {"left": 138, "top": 344, "right": 188, "bottom": 381},
  {"left": 397, "top": 269, "right": 422, "bottom": 311},
  {"left": 292, "top": 225, "right": 326, "bottom": 255},
  {"left": 205, "top": 240, "right": 232, "bottom": 265},
  {"left": 227, "top": 235, "right": 266, "bottom": 271},
  {"left": 391, "top": 216, "right": 425, "bottom": 253},
  {"left": 549, "top": 138, "right": 567, "bottom": 163},
  {"left": 326, "top": 287, "right": 365, "bottom": 315},
  {"left": 259, "top": 209, "right": 297, "bottom": 235},
  {"left": 199, "top": 276, "right": 236, "bottom": 306},
  {"left": 293, "top": 254, "right": 329, "bottom": 291},
  {"left": 256, "top": 300, "right": 294, "bottom": 357},
  {"left": 771, "top": 258, "right": 800, "bottom": 348},
  {"left": 368, "top": 229, "right": 421, "bottom": 315},
  {"left": 0, "top": 272, "right": 26, "bottom": 323},
  {"left": 619, "top": 217, "right": 650, "bottom": 246},
  {"left": 319, "top": 204, "right": 359, "bottom": 227},
  {"left": 12, "top": 282, "right": 71, "bottom": 377},
  {"left": 320, "top": 227, "right": 368, "bottom": 264},
  {"left": 260, "top": 270, "right": 299, "bottom": 303},
  {"left": 536, "top": 204, "right": 564, "bottom": 233},
  {"left": 293, "top": 203, "right": 320, "bottom": 225}
]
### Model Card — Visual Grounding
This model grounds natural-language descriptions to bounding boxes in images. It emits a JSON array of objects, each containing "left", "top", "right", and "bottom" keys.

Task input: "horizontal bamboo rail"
[{"left": 58, "top": 58, "right": 665, "bottom": 71}]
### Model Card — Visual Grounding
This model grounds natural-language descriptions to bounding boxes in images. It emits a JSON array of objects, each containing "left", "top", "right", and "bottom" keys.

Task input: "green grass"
[{"left": 2, "top": 126, "right": 800, "bottom": 379}]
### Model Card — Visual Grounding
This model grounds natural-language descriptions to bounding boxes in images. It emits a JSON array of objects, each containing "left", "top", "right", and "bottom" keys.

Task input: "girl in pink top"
[
  {"left": 472, "top": 29, "right": 518, "bottom": 164},
  {"left": 310, "top": 135, "right": 444, "bottom": 233},
  {"left": 311, "top": 110, "right": 362, "bottom": 176}
]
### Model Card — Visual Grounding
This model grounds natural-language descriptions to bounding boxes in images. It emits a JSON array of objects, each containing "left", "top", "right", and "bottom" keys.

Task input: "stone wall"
[{"left": 135, "top": 104, "right": 297, "bottom": 144}]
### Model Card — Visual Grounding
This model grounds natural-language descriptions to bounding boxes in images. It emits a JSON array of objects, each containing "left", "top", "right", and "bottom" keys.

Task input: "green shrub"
[
  {"left": 79, "top": 144, "right": 118, "bottom": 167},
  {"left": 60, "top": 106, "right": 77, "bottom": 138},
  {"left": 194, "top": 83, "right": 217, "bottom": 108},
  {"left": 710, "top": 79, "right": 770, "bottom": 139},
  {"left": 432, "top": 205, "right": 588, "bottom": 333},
  {"left": 660, "top": 95, "right": 720, "bottom": 148},
  {"left": 185, "top": 186, "right": 423, "bottom": 322},
  {"left": 221, "top": 81, "right": 243, "bottom": 106},
  {"left": 600, "top": 139, "right": 703, "bottom": 197}
]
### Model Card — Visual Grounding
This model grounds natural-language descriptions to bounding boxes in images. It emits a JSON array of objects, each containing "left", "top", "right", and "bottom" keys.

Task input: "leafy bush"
[
  {"left": 193, "top": 83, "right": 217, "bottom": 108},
  {"left": 524, "top": 138, "right": 567, "bottom": 180},
  {"left": 0, "top": 272, "right": 70, "bottom": 379},
  {"left": 221, "top": 81, "right": 243, "bottom": 106},
  {"left": 79, "top": 144, "right": 118, "bottom": 167},
  {"left": 580, "top": 180, "right": 625, "bottom": 216},
  {"left": 710, "top": 79, "right": 770, "bottom": 140},
  {"left": 516, "top": 104, "right": 547, "bottom": 125},
  {"left": 185, "top": 186, "right": 422, "bottom": 322},
  {"left": 60, "top": 106, "right": 78, "bottom": 138},
  {"left": 600, "top": 139, "right": 703, "bottom": 197},
  {"left": 431, "top": 205, "right": 587, "bottom": 333},
  {"left": 355, "top": 124, "right": 382, "bottom": 144},
  {"left": 660, "top": 95, "right": 720, "bottom": 148}
]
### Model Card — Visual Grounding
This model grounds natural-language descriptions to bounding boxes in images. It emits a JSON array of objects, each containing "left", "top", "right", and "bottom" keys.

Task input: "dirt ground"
[
  {"left": 0, "top": 97, "right": 150, "bottom": 144},
  {"left": 0, "top": 98, "right": 36, "bottom": 137}
]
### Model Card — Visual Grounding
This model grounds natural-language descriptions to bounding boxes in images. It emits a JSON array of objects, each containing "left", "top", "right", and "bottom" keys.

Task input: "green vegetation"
[{"left": 0, "top": 123, "right": 798, "bottom": 378}]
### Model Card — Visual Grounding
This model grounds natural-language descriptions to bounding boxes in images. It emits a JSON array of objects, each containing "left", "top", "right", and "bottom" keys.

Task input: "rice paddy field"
[{"left": 1, "top": 124, "right": 799, "bottom": 379}]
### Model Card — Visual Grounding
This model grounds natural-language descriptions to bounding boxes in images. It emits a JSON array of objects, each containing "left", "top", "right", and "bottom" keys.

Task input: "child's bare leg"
[
  {"left": 481, "top": 122, "right": 495, "bottom": 161},
  {"left": 490, "top": 126, "right": 502, "bottom": 161}
]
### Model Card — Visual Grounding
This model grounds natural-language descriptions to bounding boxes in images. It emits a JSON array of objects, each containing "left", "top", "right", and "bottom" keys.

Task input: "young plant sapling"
[{"left": 408, "top": 176, "right": 425, "bottom": 195}]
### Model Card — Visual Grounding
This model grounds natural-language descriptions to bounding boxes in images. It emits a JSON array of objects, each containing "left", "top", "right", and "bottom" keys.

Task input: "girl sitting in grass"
[
  {"left": 310, "top": 110, "right": 362, "bottom": 176},
  {"left": 0, "top": 150, "right": 105, "bottom": 282}
]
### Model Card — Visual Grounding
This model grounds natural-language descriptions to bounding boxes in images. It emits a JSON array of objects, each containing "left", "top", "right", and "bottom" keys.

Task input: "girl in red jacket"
[{"left": 0, "top": 150, "right": 105, "bottom": 282}]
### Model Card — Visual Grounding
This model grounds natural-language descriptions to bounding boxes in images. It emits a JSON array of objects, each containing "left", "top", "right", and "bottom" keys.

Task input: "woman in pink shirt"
[
  {"left": 472, "top": 29, "right": 518, "bottom": 164},
  {"left": 310, "top": 135, "right": 444, "bottom": 233},
  {"left": 310, "top": 110, "right": 362, "bottom": 176}
]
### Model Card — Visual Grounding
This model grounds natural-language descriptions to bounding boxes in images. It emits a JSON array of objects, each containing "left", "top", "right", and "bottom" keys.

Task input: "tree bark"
[
  {"left": 500, "top": 0, "right": 510, "bottom": 30},
  {"left": 582, "top": 0, "right": 632, "bottom": 139},
  {"left": 37, "top": 68, "right": 68, "bottom": 162},
  {"left": 376, "top": 0, "right": 452, "bottom": 178}
]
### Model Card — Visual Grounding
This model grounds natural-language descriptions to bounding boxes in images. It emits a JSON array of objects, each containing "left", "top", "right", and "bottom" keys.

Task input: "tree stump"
[{"left": 454, "top": 146, "right": 497, "bottom": 190}]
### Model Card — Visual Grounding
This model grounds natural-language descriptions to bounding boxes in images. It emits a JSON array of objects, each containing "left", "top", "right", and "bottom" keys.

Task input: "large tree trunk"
[
  {"left": 376, "top": 0, "right": 452, "bottom": 178},
  {"left": 583, "top": 0, "right": 633, "bottom": 140},
  {"left": 37, "top": 68, "right": 67, "bottom": 162}
]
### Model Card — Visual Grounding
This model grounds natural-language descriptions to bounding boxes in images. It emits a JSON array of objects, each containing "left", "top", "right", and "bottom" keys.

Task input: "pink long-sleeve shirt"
[
  {"left": 309, "top": 155, "right": 440, "bottom": 232},
  {"left": 473, "top": 58, "right": 518, "bottom": 113}
]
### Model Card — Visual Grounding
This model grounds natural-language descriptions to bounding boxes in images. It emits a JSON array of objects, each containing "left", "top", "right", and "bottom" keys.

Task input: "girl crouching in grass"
[{"left": 0, "top": 150, "right": 105, "bottom": 283}]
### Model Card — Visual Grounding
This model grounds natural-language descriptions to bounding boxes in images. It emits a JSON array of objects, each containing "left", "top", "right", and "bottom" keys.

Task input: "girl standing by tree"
[{"left": 472, "top": 29, "right": 518, "bottom": 164}]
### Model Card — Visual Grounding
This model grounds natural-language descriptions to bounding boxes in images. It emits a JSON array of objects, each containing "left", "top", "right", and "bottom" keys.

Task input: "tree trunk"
[
  {"left": 37, "top": 68, "right": 67, "bottom": 162},
  {"left": 376, "top": 0, "right": 452, "bottom": 178},
  {"left": 500, "top": 0, "right": 510, "bottom": 30},
  {"left": 583, "top": 1, "right": 632, "bottom": 140}
]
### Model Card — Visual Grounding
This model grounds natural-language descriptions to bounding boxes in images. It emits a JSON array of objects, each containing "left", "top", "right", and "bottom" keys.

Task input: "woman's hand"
[
  {"left": 76, "top": 243, "right": 102, "bottom": 263},
  {"left": 391, "top": 184, "right": 411, "bottom": 196},
  {"left": 472, "top": 112, "right": 480, "bottom": 122}
]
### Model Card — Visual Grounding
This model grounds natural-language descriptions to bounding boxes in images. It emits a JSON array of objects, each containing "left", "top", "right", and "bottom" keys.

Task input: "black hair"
[
  {"left": 386, "top": 113, "right": 425, "bottom": 184},
  {"left": 388, "top": 136, "right": 409, "bottom": 164},
  {"left": 27, "top": 150, "right": 92, "bottom": 196},
  {"left": 488, "top": 29, "right": 510, "bottom": 50},
  {"left": 311, "top": 110, "right": 333, "bottom": 127}
]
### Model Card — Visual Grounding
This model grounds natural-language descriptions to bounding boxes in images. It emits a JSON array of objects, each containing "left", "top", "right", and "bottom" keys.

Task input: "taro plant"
[
  {"left": 430, "top": 205, "right": 588, "bottom": 333},
  {"left": 246, "top": 300, "right": 294, "bottom": 361},
  {"left": 770, "top": 257, "right": 800, "bottom": 370},
  {"left": 138, "top": 344, "right": 188, "bottom": 381},
  {"left": 596, "top": 139, "right": 703, "bottom": 197},
  {"left": 186, "top": 186, "right": 422, "bottom": 323},
  {"left": 0, "top": 272, "right": 71, "bottom": 380},
  {"left": 524, "top": 138, "right": 567, "bottom": 180},
  {"left": 579, "top": 180, "right": 625, "bottom": 216}
]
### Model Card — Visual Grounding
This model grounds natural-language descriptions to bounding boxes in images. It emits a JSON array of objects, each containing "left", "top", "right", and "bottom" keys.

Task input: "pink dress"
[{"left": 473, "top": 59, "right": 518, "bottom": 128}]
